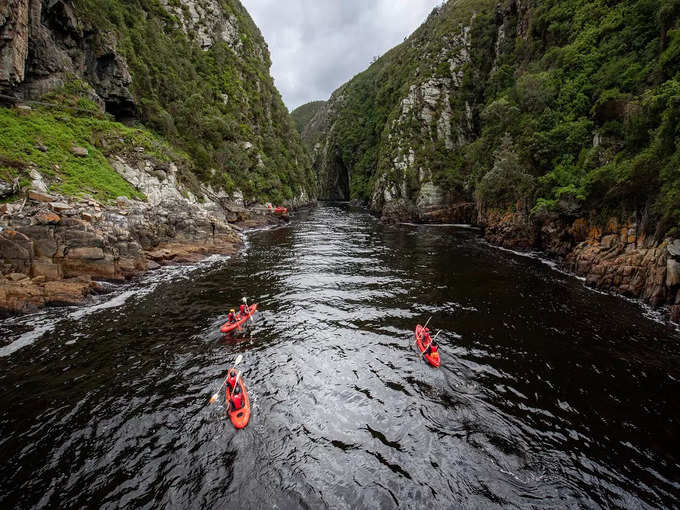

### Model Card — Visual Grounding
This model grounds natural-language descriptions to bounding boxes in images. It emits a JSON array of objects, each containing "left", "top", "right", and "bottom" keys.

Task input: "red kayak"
[
  {"left": 226, "top": 375, "right": 251, "bottom": 429},
  {"left": 220, "top": 304, "right": 258, "bottom": 333},
  {"left": 415, "top": 324, "right": 441, "bottom": 367},
  {"left": 268, "top": 204, "right": 288, "bottom": 214}
]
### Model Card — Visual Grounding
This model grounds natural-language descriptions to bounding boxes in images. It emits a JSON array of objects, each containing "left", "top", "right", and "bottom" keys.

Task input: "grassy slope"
[
  {"left": 0, "top": 93, "right": 194, "bottom": 203},
  {"left": 312, "top": 0, "right": 680, "bottom": 236},
  {"left": 0, "top": 107, "right": 143, "bottom": 202}
]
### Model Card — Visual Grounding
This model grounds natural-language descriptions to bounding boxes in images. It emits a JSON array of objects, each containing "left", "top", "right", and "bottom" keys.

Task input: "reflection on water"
[{"left": 0, "top": 204, "right": 678, "bottom": 509}]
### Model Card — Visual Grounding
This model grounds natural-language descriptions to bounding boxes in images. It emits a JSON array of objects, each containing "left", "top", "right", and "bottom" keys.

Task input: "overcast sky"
[{"left": 240, "top": 0, "right": 444, "bottom": 111}]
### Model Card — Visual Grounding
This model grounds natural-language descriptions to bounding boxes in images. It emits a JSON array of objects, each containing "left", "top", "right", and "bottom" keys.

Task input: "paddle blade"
[
  {"left": 209, "top": 393, "right": 218, "bottom": 404},
  {"left": 235, "top": 354, "right": 243, "bottom": 365}
]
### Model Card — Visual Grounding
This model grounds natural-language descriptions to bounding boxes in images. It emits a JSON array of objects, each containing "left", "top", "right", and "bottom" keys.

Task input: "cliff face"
[
  {"left": 0, "top": 0, "right": 315, "bottom": 204},
  {"left": 299, "top": 0, "right": 680, "bottom": 319},
  {"left": 0, "top": 0, "right": 311, "bottom": 313}
]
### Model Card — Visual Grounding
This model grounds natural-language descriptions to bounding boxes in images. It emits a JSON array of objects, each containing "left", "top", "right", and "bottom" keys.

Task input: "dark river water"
[{"left": 1, "top": 204, "right": 679, "bottom": 509}]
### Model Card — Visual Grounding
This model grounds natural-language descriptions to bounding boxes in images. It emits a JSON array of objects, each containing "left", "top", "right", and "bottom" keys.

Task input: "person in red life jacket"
[
  {"left": 422, "top": 327, "right": 437, "bottom": 355},
  {"left": 239, "top": 303, "right": 248, "bottom": 319},
  {"left": 226, "top": 369, "right": 238, "bottom": 391},
  {"left": 227, "top": 309, "right": 237, "bottom": 324},
  {"left": 231, "top": 384, "right": 244, "bottom": 410},
  {"left": 422, "top": 327, "right": 432, "bottom": 346}
]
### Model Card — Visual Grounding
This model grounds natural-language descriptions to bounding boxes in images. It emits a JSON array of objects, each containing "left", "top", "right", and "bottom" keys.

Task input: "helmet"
[
  {"left": 424, "top": 327, "right": 430, "bottom": 332},
  {"left": 230, "top": 309, "right": 235, "bottom": 313},
  {"left": 229, "top": 369, "right": 236, "bottom": 377}
]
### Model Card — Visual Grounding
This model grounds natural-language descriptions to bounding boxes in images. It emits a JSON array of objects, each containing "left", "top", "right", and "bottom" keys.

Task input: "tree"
[{"left": 475, "top": 134, "right": 535, "bottom": 213}]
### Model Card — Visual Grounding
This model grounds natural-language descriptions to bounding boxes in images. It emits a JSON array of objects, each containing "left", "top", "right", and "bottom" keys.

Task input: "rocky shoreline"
[
  {"left": 0, "top": 181, "right": 295, "bottom": 314},
  {"left": 374, "top": 200, "right": 680, "bottom": 324}
]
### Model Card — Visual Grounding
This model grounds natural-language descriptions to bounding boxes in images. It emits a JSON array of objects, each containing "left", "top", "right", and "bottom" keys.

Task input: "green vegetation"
[
  {"left": 291, "top": 101, "right": 326, "bottom": 133},
  {"left": 304, "top": 0, "right": 680, "bottom": 236},
  {"left": 68, "top": 0, "right": 313, "bottom": 204},
  {"left": 0, "top": 105, "right": 153, "bottom": 202}
]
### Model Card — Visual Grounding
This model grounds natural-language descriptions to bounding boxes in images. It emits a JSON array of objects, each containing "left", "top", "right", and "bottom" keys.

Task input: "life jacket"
[
  {"left": 227, "top": 312, "right": 236, "bottom": 323},
  {"left": 231, "top": 393, "right": 243, "bottom": 410},
  {"left": 431, "top": 344, "right": 438, "bottom": 353},
  {"left": 227, "top": 373, "right": 237, "bottom": 389},
  {"left": 240, "top": 305, "right": 247, "bottom": 316}
]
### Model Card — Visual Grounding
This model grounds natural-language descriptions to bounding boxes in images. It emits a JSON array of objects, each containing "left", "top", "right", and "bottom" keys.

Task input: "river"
[{"left": 1, "top": 203, "right": 679, "bottom": 509}]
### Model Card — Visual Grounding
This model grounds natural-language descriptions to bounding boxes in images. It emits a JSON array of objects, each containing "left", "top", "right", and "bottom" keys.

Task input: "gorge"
[
  {"left": 292, "top": 0, "right": 680, "bottom": 323},
  {"left": 1, "top": 1, "right": 680, "bottom": 508}
]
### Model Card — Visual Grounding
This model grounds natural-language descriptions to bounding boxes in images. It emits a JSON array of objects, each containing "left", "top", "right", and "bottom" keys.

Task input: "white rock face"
[
  {"left": 159, "top": 0, "right": 243, "bottom": 53},
  {"left": 416, "top": 181, "right": 444, "bottom": 210},
  {"left": 29, "top": 167, "right": 48, "bottom": 193},
  {"left": 109, "top": 155, "right": 245, "bottom": 224}
]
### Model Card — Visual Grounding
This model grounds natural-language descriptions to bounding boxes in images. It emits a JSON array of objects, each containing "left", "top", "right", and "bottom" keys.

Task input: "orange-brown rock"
[
  {"left": 44, "top": 279, "right": 93, "bottom": 305},
  {"left": 35, "top": 212, "right": 61, "bottom": 225},
  {"left": 28, "top": 190, "right": 55, "bottom": 202}
]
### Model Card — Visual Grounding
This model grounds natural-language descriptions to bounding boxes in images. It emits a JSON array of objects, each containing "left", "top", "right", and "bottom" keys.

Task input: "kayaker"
[
  {"left": 231, "top": 384, "right": 244, "bottom": 410},
  {"left": 239, "top": 303, "right": 248, "bottom": 318},
  {"left": 422, "top": 327, "right": 432, "bottom": 345},
  {"left": 425, "top": 341, "right": 439, "bottom": 356},
  {"left": 227, "top": 369, "right": 238, "bottom": 390},
  {"left": 227, "top": 309, "right": 237, "bottom": 324}
]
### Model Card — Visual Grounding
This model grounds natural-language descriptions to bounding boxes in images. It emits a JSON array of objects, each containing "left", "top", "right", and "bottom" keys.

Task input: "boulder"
[
  {"left": 7, "top": 272, "right": 28, "bottom": 282},
  {"left": 0, "top": 179, "right": 16, "bottom": 198},
  {"left": 49, "top": 202, "right": 70, "bottom": 213},
  {"left": 28, "top": 190, "right": 55, "bottom": 202},
  {"left": 62, "top": 254, "right": 118, "bottom": 280},
  {"left": 0, "top": 282, "right": 46, "bottom": 313},
  {"left": 70, "top": 145, "right": 89, "bottom": 157},
  {"left": 35, "top": 212, "right": 61, "bottom": 225}
]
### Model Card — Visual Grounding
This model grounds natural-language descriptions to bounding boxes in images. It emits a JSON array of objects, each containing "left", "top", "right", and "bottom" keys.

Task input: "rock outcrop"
[
  {"left": 0, "top": 154, "right": 288, "bottom": 313},
  {"left": 479, "top": 209, "right": 680, "bottom": 320},
  {"left": 0, "top": 0, "right": 135, "bottom": 115}
]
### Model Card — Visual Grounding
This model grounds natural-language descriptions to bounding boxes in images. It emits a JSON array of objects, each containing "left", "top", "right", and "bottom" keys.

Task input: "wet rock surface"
[
  {"left": 0, "top": 184, "right": 290, "bottom": 312},
  {"left": 477, "top": 208, "right": 680, "bottom": 321}
]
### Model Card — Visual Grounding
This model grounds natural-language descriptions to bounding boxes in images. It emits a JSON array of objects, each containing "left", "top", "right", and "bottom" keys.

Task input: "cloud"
[{"left": 240, "top": 0, "right": 443, "bottom": 110}]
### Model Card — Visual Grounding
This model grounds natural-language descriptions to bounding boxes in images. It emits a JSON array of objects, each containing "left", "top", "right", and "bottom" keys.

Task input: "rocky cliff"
[
  {"left": 0, "top": 0, "right": 312, "bottom": 312},
  {"left": 298, "top": 0, "right": 680, "bottom": 320},
  {"left": 0, "top": 0, "right": 315, "bottom": 204}
]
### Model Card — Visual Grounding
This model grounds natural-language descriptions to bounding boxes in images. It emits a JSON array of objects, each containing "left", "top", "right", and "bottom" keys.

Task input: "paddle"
[
  {"left": 242, "top": 296, "right": 256, "bottom": 325},
  {"left": 209, "top": 354, "right": 243, "bottom": 404}
]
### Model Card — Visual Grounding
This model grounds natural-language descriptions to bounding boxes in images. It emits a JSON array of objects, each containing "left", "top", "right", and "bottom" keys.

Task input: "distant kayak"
[
  {"left": 220, "top": 304, "right": 258, "bottom": 333},
  {"left": 226, "top": 377, "right": 251, "bottom": 429},
  {"left": 267, "top": 204, "right": 288, "bottom": 214},
  {"left": 415, "top": 324, "right": 441, "bottom": 367}
]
